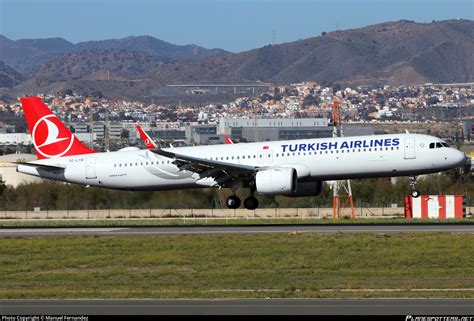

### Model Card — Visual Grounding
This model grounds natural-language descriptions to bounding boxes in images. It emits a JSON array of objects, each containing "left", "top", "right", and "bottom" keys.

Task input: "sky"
[{"left": 1, "top": 0, "right": 472, "bottom": 52}]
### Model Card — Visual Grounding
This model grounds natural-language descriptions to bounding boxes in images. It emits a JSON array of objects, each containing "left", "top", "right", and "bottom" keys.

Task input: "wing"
[{"left": 152, "top": 149, "right": 257, "bottom": 187}]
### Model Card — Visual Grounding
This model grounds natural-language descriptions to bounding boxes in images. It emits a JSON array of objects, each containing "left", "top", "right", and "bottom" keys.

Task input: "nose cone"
[{"left": 451, "top": 149, "right": 466, "bottom": 167}]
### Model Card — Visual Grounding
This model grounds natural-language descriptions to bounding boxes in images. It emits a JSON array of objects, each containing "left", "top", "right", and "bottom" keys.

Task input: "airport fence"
[{"left": 0, "top": 206, "right": 472, "bottom": 220}]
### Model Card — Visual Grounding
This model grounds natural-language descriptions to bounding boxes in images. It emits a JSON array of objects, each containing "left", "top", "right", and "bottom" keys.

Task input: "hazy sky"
[{"left": 1, "top": 0, "right": 472, "bottom": 52}]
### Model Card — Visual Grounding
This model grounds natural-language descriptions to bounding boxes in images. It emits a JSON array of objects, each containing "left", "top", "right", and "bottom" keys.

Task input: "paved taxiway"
[
  {"left": 0, "top": 224, "right": 473, "bottom": 237},
  {"left": 1, "top": 299, "right": 473, "bottom": 315}
]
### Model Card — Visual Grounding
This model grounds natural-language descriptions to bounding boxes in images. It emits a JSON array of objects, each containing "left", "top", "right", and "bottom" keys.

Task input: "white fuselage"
[{"left": 17, "top": 133, "right": 466, "bottom": 192}]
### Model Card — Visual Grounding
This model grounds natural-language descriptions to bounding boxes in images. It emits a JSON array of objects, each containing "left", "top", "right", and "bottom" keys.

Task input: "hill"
[
  {"left": 0, "top": 35, "right": 226, "bottom": 73},
  {"left": 0, "top": 61, "right": 25, "bottom": 88},
  {"left": 148, "top": 19, "right": 473, "bottom": 85},
  {"left": 2, "top": 19, "right": 473, "bottom": 101},
  {"left": 74, "top": 36, "right": 227, "bottom": 61}
]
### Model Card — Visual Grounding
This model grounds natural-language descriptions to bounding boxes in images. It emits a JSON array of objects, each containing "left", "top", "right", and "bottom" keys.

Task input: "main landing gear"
[
  {"left": 226, "top": 194, "right": 259, "bottom": 210},
  {"left": 409, "top": 176, "right": 420, "bottom": 198}
]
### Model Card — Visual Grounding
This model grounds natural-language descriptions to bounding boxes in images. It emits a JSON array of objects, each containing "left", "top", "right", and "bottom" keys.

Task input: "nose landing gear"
[{"left": 409, "top": 176, "right": 420, "bottom": 198}]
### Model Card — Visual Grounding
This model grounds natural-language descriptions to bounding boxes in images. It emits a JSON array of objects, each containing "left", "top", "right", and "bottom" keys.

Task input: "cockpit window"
[{"left": 430, "top": 142, "right": 448, "bottom": 149}]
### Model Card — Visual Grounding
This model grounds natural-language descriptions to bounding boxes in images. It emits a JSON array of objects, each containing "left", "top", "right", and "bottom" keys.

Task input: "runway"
[
  {"left": 1, "top": 299, "right": 473, "bottom": 315},
  {"left": 0, "top": 224, "right": 473, "bottom": 237}
]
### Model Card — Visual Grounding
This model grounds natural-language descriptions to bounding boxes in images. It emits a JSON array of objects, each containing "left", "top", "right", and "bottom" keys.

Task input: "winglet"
[{"left": 136, "top": 125, "right": 158, "bottom": 149}]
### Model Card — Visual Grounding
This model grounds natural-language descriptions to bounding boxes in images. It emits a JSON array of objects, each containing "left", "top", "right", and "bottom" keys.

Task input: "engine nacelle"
[
  {"left": 285, "top": 181, "right": 323, "bottom": 197},
  {"left": 255, "top": 167, "right": 297, "bottom": 195}
]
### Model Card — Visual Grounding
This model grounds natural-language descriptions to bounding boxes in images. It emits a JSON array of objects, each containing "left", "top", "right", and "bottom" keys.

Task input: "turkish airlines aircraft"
[{"left": 17, "top": 97, "right": 466, "bottom": 210}]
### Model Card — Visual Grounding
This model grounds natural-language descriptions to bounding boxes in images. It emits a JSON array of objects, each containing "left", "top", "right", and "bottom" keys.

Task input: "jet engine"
[
  {"left": 285, "top": 181, "right": 323, "bottom": 197},
  {"left": 255, "top": 167, "right": 297, "bottom": 195}
]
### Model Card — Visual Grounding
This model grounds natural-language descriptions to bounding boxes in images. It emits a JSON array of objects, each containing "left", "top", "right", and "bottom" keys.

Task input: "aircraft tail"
[
  {"left": 224, "top": 135, "right": 233, "bottom": 144},
  {"left": 20, "top": 96, "right": 95, "bottom": 159},
  {"left": 136, "top": 125, "right": 157, "bottom": 149}
]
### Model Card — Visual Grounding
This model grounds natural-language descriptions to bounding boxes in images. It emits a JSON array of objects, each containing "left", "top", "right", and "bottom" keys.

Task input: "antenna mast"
[{"left": 332, "top": 99, "right": 356, "bottom": 219}]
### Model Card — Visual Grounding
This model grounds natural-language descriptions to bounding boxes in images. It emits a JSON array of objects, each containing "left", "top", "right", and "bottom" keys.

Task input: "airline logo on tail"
[
  {"left": 21, "top": 97, "right": 95, "bottom": 159},
  {"left": 33, "top": 115, "right": 74, "bottom": 158}
]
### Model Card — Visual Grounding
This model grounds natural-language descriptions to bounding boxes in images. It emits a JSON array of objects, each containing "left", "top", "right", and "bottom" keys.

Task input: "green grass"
[
  {"left": 0, "top": 233, "right": 473, "bottom": 299},
  {"left": 1, "top": 217, "right": 473, "bottom": 228}
]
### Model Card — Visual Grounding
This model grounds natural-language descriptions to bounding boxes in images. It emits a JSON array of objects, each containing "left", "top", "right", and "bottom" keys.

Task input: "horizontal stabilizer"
[{"left": 15, "top": 162, "right": 66, "bottom": 171}]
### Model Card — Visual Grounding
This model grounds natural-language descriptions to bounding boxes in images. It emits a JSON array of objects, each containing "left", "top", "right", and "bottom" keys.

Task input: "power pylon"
[{"left": 332, "top": 99, "right": 356, "bottom": 219}]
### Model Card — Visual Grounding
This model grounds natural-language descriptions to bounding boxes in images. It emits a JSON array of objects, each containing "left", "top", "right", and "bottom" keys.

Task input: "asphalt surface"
[
  {"left": 1, "top": 299, "right": 473, "bottom": 315},
  {"left": 0, "top": 224, "right": 473, "bottom": 237}
]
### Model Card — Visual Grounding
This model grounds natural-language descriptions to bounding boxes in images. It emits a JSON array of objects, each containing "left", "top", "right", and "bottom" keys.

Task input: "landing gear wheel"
[
  {"left": 409, "top": 176, "right": 420, "bottom": 198},
  {"left": 244, "top": 196, "right": 259, "bottom": 210},
  {"left": 226, "top": 195, "right": 241, "bottom": 209}
]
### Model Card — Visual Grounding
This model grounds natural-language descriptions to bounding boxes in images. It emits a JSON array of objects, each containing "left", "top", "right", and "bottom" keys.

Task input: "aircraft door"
[
  {"left": 404, "top": 137, "right": 416, "bottom": 159},
  {"left": 85, "top": 157, "right": 97, "bottom": 179}
]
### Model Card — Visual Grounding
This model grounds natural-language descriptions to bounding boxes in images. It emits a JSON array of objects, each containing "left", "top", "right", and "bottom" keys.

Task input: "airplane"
[
  {"left": 16, "top": 96, "right": 466, "bottom": 210},
  {"left": 136, "top": 125, "right": 234, "bottom": 149}
]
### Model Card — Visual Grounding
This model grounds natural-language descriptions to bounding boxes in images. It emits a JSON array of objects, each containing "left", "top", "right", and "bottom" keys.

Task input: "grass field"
[
  {"left": 1, "top": 217, "right": 473, "bottom": 228},
  {"left": 1, "top": 233, "right": 473, "bottom": 299}
]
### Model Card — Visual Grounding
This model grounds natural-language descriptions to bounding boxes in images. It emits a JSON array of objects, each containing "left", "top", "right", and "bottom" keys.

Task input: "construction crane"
[{"left": 332, "top": 99, "right": 356, "bottom": 219}]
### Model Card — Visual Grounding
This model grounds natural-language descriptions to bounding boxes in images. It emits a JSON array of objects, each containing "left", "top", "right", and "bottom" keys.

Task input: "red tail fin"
[
  {"left": 20, "top": 96, "right": 95, "bottom": 159},
  {"left": 136, "top": 125, "right": 157, "bottom": 149},
  {"left": 224, "top": 135, "right": 233, "bottom": 144}
]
